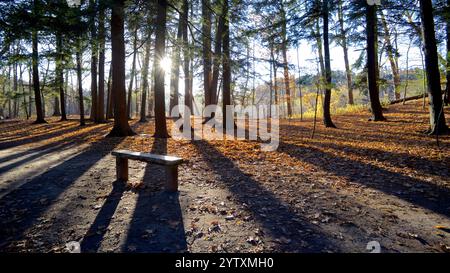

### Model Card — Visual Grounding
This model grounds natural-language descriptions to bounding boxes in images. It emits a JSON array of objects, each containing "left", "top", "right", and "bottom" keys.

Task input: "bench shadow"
[
  {"left": 192, "top": 139, "right": 340, "bottom": 252},
  {"left": 121, "top": 138, "right": 187, "bottom": 252}
]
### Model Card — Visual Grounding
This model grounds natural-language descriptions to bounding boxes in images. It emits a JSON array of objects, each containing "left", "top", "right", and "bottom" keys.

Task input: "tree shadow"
[
  {"left": 121, "top": 138, "right": 187, "bottom": 252},
  {"left": 191, "top": 139, "right": 341, "bottom": 252},
  {"left": 0, "top": 137, "right": 124, "bottom": 250},
  {"left": 309, "top": 141, "right": 449, "bottom": 178},
  {"left": 0, "top": 124, "right": 111, "bottom": 174},
  {"left": 80, "top": 179, "right": 126, "bottom": 252},
  {"left": 0, "top": 121, "right": 89, "bottom": 150},
  {"left": 281, "top": 123, "right": 449, "bottom": 153},
  {"left": 278, "top": 141, "right": 450, "bottom": 218}
]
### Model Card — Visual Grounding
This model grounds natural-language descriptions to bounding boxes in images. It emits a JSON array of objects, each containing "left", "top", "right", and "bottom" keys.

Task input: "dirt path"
[{"left": 0, "top": 102, "right": 449, "bottom": 253}]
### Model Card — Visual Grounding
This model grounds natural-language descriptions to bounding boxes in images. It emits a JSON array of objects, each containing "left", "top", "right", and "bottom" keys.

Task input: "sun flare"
[{"left": 159, "top": 56, "right": 172, "bottom": 73}]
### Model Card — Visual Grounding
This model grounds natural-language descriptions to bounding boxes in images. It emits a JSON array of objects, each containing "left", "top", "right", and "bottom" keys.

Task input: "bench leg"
[
  {"left": 116, "top": 157, "right": 128, "bottom": 182},
  {"left": 165, "top": 165, "right": 178, "bottom": 192}
]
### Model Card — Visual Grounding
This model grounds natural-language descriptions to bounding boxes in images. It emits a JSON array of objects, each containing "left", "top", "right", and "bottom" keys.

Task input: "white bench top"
[{"left": 112, "top": 150, "right": 183, "bottom": 166}]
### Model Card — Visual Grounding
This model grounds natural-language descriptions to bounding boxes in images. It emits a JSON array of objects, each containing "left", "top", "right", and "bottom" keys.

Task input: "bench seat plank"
[{"left": 112, "top": 150, "right": 183, "bottom": 166}]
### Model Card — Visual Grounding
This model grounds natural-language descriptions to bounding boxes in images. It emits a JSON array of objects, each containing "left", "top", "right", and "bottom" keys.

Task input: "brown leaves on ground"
[{"left": 0, "top": 100, "right": 449, "bottom": 253}]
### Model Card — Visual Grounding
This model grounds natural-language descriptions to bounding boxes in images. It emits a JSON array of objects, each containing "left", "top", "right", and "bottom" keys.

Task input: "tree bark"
[
  {"left": 182, "top": 0, "right": 192, "bottom": 111},
  {"left": 140, "top": 28, "right": 152, "bottom": 122},
  {"left": 13, "top": 57, "right": 18, "bottom": 118},
  {"left": 280, "top": 4, "right": 292, "bottom": 117},
  {"left": 127, "top": 27, "right": 138, "bottom": 119},
  {"left": 106, "top": 0, "right": 135, "bottom": 137},
  {"left": 97, "top": 5, "right": 106, "bottom": 122},
  {"left": 366, "top": 4, "right": 386, "bottom": 121},
  {"left": 445, "top": 0, "right": 450, "bottom": 105},
  {"left": 56, "top": 33, "right": 67, "bottom": 121},
  {"left": 222, "top": 0, "right": 231, "bottom": 130},
  {"left": 380, "top": 12, "right": 401, "bottom": 100},
  {"left": 76, "top": 40, "right": 85, "bottom": 126},
  {"left": 153, "top": 0, "right": 169, "bottom": 138},
  {"left": 170, "top": 9, "right": 183, "bottom": 112},
  {"left": 202, "top": 0, "right": 212, "bottom": 107},
  {"left": 28, "top": 63, "right": 33, "bottom": 117},
  {"left": 209, "top": 4, "right": 225, "bottom": 106},
  {"left": 337, "top": 0, "right": 353, "bottom": 105},
  {"left": 271, "top": 46, "right": 279, "bottom": 106},
  {"left": 89, "top": 0, "right": 98, "bottom": 122},
  {"left": 31, "top": 27, "right": 46, "bottom": 123},
  {"left": 314, "top": 20, "right": 325, "bottom": 79},
  {"left": 322, "top": 0, "right": 336, "bottom": 128},
  {"left": 419, "top": 0, "right": 448, "bottom": 134},
  {"left": 106, "top": 65, "right": 113, "bottom": 119},
  {"left": 40, "top": 59, "right": 50, "bottom": 118},
  {"left": 296, "top": 47, "right": 303, "bottom": 120},
  {"left": 148, "top": 62, "right": 155, "bottom": 118}
]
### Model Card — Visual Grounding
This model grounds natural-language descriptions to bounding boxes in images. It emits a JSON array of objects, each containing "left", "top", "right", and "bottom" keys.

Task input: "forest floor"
[{"left": 0, "top": 100, "right": 450, "bottom": 253}]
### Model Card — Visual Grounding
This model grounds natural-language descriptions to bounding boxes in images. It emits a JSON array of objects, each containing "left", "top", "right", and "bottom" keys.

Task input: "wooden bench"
[{"left": 111, "top": 150, "right": 183, "bottom": 192}]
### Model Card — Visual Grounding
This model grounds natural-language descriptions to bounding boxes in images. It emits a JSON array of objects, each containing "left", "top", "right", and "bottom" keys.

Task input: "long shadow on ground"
[
  {"left": 192, "top": 139, "right": 341, "bottom": 252},
  {"left": 0, "top": 137, "right": 123, "bottom": 251},
  {"left": 0, "top": 121, "right": 105, "bottom": 150},
  {"left": 279, "top": 142, "right": 450, "bottom": 219}
]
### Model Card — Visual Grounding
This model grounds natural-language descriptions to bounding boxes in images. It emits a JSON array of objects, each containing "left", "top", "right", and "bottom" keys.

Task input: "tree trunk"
[
  {"left": 182, "top": 0, "right": 192, "bottom": 111},
  {"left": 127, "top": 27, "right": 138, "bottom": 119},
  {"left": 12, "top": 60, "right": 18, "bottom": 118},
  {"left": 40, "top": 60, "right": 50, "bottom": 118},
  {"left": 0, "top": 73, "right": 5, "bottom": 118},
  {"left": 366, "top": 3, "right": 386, "bottom": 121},
  {"left": 419, "top": 0, "right": 448, "bottom": 134},
  {"left": 140, "top": 29, "right": 152, "bottom": 122},
  {"left": 380, "top": 12, "right": 401, "bottom": 100},
  {"left": 271, "top": 46, "right": 279, "bottom": 106},
  {"left": 222, "top": 0, "right": 231, "bottom": 129},
  {"left": 153, "top": 0, "right": 169, "bottom": 138},
  {"left": 296, "top": 47, "right": 303, "bottom": 120},
  {"left": 170, "top": 10, "right": 183, "bottom": 112},
  {"left": 337, "top": 0, "right": 353, "bottom": 105},
  {"left": 76, "top": 40, "right": 85, "bottom": 126},
  {"left": 89, "top": 0, "right": 98, "bottom": 122},
  {"left": 31, "top": 28, "right": 46, "bottom": 124},
  {"left": 7, "top": 64, "right": 11, "bottom": 119},
  {"left": 106, "top": 65, "right": 113, "bottom": 119},
  {"left": 19, "top": 64, "right": 29, "bottom": 119},
  {"left": 148, "top": 63, "right": 155, "bottom": 118},
  {"left": 202, "top": 0, "right": 212, "bottom": 107},
  {"left": 252, "top": 44, "right": 256, "bottom": 105},
  {"left": 445, "top": 0, "right": 450, "bottom": 105},
  {"left": 56, "top": 33, "right": 67, "bottom": 121},
  {"left": 322, "top": 0, "right": 336, "bottom": 128},
  {"left": 134, "top": 63, "right": 139, "bottom": 118},
  {"left": 53, "top": 96, "right": 61, "bottom": 116},
  {"left": 209, "top": 6, "right": 225, "bottom": 106},
  {"left": 13, "top": 58, "right": 18, "bottom": 118},
  {"left": 106, "top": 0, "right": 135, "bottom": 137},
  {"left": 28, "top": 63, "right": 33, "bottom": 117},
  {"left": 97, "top": 6, "right": 106, "bottom": 122},
  {"left": 280, "top": 4, "right": 292, "bottom": 117},
  {"left": 403, "top": 39, "right": 412, "bottom": 104}
]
